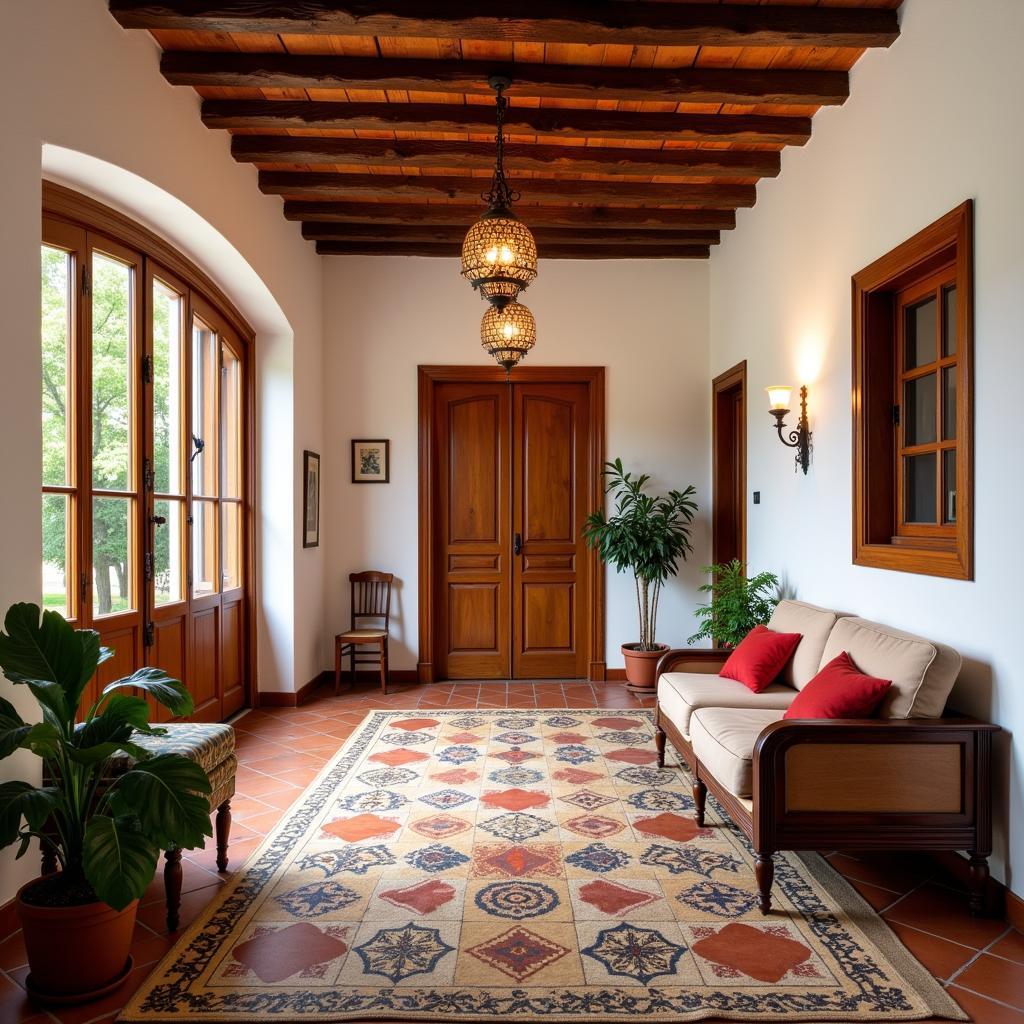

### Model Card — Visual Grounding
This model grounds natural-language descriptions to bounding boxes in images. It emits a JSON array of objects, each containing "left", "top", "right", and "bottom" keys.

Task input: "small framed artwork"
[
  {"left": 352, "top": 439, "right": 390, "bottom": 484},
  {"left": 302, "top": 450, "right": 320, "bottom": 548}
]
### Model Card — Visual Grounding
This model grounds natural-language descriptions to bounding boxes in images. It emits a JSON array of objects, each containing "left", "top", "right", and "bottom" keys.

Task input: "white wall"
[
  {"left": 0, "top": 0, "right": 325, "bottom": 902},
  {"left": 321, "top": 257, "right": 711, "bottom": 673},
  {"left": 709, "top": 0, "right": 1024, "bottom": 892}
]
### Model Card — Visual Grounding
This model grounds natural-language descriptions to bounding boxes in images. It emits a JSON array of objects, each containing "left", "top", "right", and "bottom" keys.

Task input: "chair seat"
[
  {"left": 108, "top": 722, "right": 235, "bottom": 775},
  {"left": 689, "top": 707, "right": 785, "bottom": 799},
  {"left": 336, "top": 629, "right": 387, "bottom": 641},
  {"left": 658, "top": 671, "right": 797, "bottom": 739}
]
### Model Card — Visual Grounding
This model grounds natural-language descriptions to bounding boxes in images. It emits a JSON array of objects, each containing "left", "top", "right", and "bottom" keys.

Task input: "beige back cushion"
[
  {"left": 766, "top": 600, "right": 840, "bottom": 689},
  {"left": 820, "top": 616, "right": 961, "bottom": 719}
]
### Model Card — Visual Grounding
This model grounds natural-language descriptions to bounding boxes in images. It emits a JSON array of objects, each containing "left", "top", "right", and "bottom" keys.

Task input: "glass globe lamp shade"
[
  {"left": 765, "top": 385, "right": 793, "bottom": 413},
  {"left": 480, "top": 301, "right": 536, "bottom": 371},
  {"left": 461, "top": 211, "right": 537, "bottom": 307}
]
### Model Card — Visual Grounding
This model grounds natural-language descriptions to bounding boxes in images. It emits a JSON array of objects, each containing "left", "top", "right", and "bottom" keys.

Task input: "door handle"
[
  {"left": 150, "top": 514, "right": 167, "bottom": 527},
  {"left": 513, "top": 533, "right": 522, "bottom": 556}
]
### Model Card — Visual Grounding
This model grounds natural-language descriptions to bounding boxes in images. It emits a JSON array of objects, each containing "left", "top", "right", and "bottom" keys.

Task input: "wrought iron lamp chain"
[{"left": 483, "top": 77, "right": 519, "bottom": 211}]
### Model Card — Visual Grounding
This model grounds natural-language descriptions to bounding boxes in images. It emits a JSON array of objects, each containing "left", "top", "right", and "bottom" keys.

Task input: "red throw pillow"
[
  {"left": 719, "top": 624, "right": 802, "bottom": 693},
  {"left": 783, "top": 651, "right": 891, "bottom": 720}
]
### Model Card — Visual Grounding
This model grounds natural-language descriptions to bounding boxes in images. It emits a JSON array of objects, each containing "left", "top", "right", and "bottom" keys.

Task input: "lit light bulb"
[
  {"left": 499, "top": 245, "right": 514, "bottom": 264},
  {"left": 485, "top": 247, "right": 498, "bottom": 264}
]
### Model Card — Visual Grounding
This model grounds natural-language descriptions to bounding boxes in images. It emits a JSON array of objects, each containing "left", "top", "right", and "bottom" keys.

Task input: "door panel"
[
  {"left": 435, "top": 383, "right": 510, "bottom": 679},
  {"left": 513, "top": 383, "right": 590, "bottom": 679}
]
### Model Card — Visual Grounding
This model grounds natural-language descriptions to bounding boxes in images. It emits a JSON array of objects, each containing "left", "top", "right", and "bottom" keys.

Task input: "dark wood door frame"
[
  {"left": 417, "top": 365, "right": 606, "bottom": 683},
  {"left": 712, "top": 361, "right": 747, "bottom": 568}
]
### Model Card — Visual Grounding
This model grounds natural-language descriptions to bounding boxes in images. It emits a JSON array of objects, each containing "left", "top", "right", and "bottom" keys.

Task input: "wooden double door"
[{"left": 422, "top": 368, "right": 604, "bottom": 681}]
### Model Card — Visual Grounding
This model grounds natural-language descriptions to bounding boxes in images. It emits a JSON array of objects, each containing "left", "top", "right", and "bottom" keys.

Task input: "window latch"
[{"left": 892, "top": 405, "right": 901, "bottom": 425}]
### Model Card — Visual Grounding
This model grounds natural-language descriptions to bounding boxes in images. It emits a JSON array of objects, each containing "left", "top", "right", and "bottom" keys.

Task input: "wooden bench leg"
[
  {"left": 334, "top": 642, "right": 342, "bottom": 695},
  {"left": 165, "top": 849, "right": 183, "bottom": 932},
  {"left": 216, "top": 799, "right": 232, "bottom": 873},
  {"left": 380, "top": 639, "right": 388, "bottom": 695},
  {"left": 655, "top": 725, "right": 667, "bottom": 768},
  {"left": 754, "top": 852, "right": 774, "bottom": 915},
  {"left": 969, "top": 852, "right": 990, "bottom": 917},
  {"left": 692, "top": 777, "right": 707, "bottom": 827}
]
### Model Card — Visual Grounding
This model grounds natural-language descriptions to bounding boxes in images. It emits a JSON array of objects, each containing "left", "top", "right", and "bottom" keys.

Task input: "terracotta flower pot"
[
  {"left": 17, "top": 874, "right": 138, "bottom": 1005},
  {"left": 620, "top": 642, "right": 669, "bottom": 692}
]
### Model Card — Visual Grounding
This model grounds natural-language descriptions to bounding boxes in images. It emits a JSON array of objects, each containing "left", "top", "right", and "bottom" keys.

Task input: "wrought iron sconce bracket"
[{"left": 769, "top": 385, "right": 812, "bottom": 474}]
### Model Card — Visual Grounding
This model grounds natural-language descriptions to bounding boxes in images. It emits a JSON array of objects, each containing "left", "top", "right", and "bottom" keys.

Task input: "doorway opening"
[{"left": 712, "top": 361, "right": 747, "bottom": 568}]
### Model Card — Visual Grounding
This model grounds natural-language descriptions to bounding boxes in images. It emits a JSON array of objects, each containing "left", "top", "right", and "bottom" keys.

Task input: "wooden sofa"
[{"left": 653, "top": 600, "right": 998, "bottom": 917}]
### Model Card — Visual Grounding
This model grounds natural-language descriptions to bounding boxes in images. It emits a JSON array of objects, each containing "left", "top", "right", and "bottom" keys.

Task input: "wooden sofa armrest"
[{"left": 656, "top": 647, "right": 730, "bottom": 676}]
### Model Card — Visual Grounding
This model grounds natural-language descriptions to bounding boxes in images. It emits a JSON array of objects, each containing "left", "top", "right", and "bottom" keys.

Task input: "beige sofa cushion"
[
  {"left": 658, "top": 672, "right": 797, "bottom": 739},
  {"left": 690, "top": 707, "right": 785, "bottom": 799},
  {"left": 820, "top": 616, "right": 961, "bottom": 719},
  {"left": 767, "top": 599, "right": 841, "bottom": 689}
]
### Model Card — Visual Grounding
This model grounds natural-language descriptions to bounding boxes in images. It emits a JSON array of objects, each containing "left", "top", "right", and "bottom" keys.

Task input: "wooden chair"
[{"left": 335, "top": 571, "right": 394, "bottom": 694}]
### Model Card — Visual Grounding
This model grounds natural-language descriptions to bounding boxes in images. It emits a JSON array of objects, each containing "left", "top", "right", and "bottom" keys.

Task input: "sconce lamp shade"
[
  {"left": 481, "top": 300, "right": 536, "bottom": 371},
  {"left": 766, "top": 385, "right": 793, "bottom": 412},
  {"left": 461, "top": 211, "right": 538, "bottom": 307}
]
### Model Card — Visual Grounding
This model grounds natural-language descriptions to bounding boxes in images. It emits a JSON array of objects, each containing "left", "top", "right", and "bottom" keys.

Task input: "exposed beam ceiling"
[{"left": 314, "top": 241, "right": 712, "bottom": 259}]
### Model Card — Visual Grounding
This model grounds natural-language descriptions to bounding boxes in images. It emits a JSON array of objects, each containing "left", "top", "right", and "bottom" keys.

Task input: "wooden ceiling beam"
[
  {"left": 203, "top": 100, "right": 811, "bottom": 145},
  {"left": 315, "top": 240, "right": 711, "bottom": 259},
  {"left": 232, "top": 135, "right": 779, "bottom": 180},
  {"left": 111, "top": 2, "right": 900, "bottom": 49},
  {"left": 162, "top": 52, "right": 849, "bottom": 107},
  {"left": 260, "top": 171, "right": 756, "bottom": 208},
  {"left": 282, "top": 201, "right": 737, "bottom": 230},
  {"left": 300, "top": 223, "right": 721, "bottom": 246}
]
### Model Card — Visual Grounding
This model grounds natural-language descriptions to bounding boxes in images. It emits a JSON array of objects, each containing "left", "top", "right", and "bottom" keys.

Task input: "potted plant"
[
  {"left": 583, "top": 459, "right": 698, "bottom": 690},
  {"left": 0, "top": 603, "right": 212, "bottom": 1004},
  {"left": 688, "top": 559, "right": 781, "bottom": 648}
]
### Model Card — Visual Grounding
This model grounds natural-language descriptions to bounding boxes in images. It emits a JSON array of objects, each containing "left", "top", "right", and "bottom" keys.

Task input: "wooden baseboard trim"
[
  {"left": 606, "top": 669, "right": 627, "bottom": 681},
  {"left": 257, "top": 670, "right": 419, "bottom": 708}
]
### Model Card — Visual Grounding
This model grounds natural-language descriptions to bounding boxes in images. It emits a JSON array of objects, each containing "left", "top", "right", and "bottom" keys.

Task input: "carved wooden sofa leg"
[
  {"left": 968, "top": 852, "right": 990, "bottom": 917},
  {"left": 164, "top": 849, "right": 183, "bottom": 931},
  {"left": 216, "top": 798, "right": 232, "bottom": 872},
  {"left": 655, "top": 723, "right": 667, "bottom": 768},
  {"left": 692, "top": 778, "right": 708, "bottom": 827},
  {"left": 754, "top": 851, "right": 774, "bottom": 915}
]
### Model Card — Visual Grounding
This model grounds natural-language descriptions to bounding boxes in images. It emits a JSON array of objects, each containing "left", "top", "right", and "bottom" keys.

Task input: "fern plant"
[
  {"left": 688, "top": 560, "right": 780, "bottom": 648},
  {"left": 583, "top": 459, "right": 698, "bottom": 651}
]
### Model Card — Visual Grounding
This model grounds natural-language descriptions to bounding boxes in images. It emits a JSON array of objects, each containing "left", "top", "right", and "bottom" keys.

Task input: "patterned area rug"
[{"left": 121, "top": 709, "right": 964, "bottom": 1022}]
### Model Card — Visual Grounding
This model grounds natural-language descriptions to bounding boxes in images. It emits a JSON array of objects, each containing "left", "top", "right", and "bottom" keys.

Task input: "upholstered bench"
[{"left": 43, "top": 722, "right": 237, "bottom": 931}]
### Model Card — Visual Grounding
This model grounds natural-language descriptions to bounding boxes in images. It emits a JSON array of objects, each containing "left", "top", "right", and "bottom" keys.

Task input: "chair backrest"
[{"left": 350, "top": 571, "right": 394, "bottom": 631}]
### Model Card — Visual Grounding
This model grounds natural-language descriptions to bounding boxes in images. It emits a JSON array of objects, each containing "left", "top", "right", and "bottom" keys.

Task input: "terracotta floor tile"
[
  {"left": 991, "top": 931, "right": 1024, "bottom": 966},
  {"left": 884, "top": 883, "right": 1008, "bottom": 949},
  {"left": 885, "top": 921, "right": 976, "bottom": 981},
  {"left": 848, "top": 878, "right": 899, "bottom": 912},
  {"left": 956, "top": 951, "right": 1024, "bottom": 1010},
  {"left": 0, "top": 930, "right": 28, "bottom": 972},
  {"left": 948, "top": 985, "right": 1024, "bottom": 1022},
  {"left": 136, "top": 883, "right": 224, "bottom": 935},
  {"left": 45, "top": 962, "right": 151, "bottom": 1024},
  {"left": 0, "top": 971, "right": 51, "bottom": 1023},
  {"left": 830, "top": 853, "right": 926, "bottom": 897}
]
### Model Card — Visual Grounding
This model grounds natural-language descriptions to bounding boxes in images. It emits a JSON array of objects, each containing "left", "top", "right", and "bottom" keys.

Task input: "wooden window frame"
[{"left": 852, "top": 201, "right": 973, "bottom": 580}]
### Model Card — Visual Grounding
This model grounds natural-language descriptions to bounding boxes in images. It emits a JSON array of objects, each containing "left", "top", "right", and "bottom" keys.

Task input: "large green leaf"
[
  {"left": 83, "top": 814, "right": 159, "bottom": 910},
  {"left": 66, "top": 739, "right": 153, "bottom": 766},
  {"left": 101, "top": 669, "right": 193, "bottom": 718},
  {"left": 0, "top": 781, "right": 61, "bottom": 849},
  {"left": 0, "top": 695, "right": 30, "bottom": 759},
  {"left": 77, "top": 694, "right": 161, "bottom": 751},
  {"left": 113, "top": 753, "right": 212, "bottom": 850}
]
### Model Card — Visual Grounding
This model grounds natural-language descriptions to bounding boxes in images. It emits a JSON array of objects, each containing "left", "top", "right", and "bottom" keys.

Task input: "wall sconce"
[{"left": 766, "top": 384, "right": 812, "bottom": 474}]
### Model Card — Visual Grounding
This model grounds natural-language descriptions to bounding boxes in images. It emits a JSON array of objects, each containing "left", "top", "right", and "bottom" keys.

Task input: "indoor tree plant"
[
  {"left": 0, "top": 603, "right": 212, "bottom": 1004},
  {"left": 688, "top": 559, "right": 781, "bottom": 648},
  {"left": 583, "top": 459, "right": 698, "bottom": 690}
]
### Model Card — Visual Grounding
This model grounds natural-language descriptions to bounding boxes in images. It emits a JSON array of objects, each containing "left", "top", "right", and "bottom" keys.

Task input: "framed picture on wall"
[
  {"left": 303, "top": 450, "right": 320, "bottom": 547},
  {"left": 352, "top": 439, "right": 390, "bottom": 484}
]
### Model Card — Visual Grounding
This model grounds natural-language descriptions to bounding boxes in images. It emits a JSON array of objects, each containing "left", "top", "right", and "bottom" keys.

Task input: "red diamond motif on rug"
[
  {"left": 592, "top": 717, "right": 643, "bottom": 731},
  {"left": 430, "top": 768, "right": 479, "bottom": 785},
  {"left": 549, "top": 731, "right": 588, "bottom": 745},
  {"left": 471, "top": 843, "right": 562, "bottom": 878},
  {"left": 447, "top": 731, "right": 481, "bottom": 744},
  {"left": 391, "top": 718, "right": 440, "bottom": 732},
  {"left": 564, "top": 814, "right": 624, "bottom": 839},
  {"left": 467, "top": 926, "right": 569, "bottom": 981},
  {"left": 409, "top": 813, "right": 471, "bottom": 840},
  {"left": 579, "top": 880, "right": 660, "bottom": 916},
  {"left": 493, "top": 749, "right": 539, "bottom": 764},
  {"left": 693, "top": 923, "right": 812, "bottom": 983},
  {"left": 231, "top": 923, "right": 348, "bottom": 983},
  {"left": 378, "top": 879, "right": 457, "bottom": 915},
  {"left": 552, "top": 768, "right": 603, "bottom": 784},
  {"left": 605, "top": 748, "right": 657, "bottom": 765},
  {"left": 321, "top": 813, "right": 400, "bottom": 842},
  {"left": 480, "top": 788, "right": 550, "bottom": 812},
  {"left": 369, "top": 749, "right": 429, "bottom": 767},
  {"left": 634, "top": 812, "right": 710, "bottom": 843}
]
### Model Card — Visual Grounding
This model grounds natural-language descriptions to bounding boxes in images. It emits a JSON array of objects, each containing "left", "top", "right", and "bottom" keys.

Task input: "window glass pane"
[
  {"left": 42, "top": 493, "right": 71, "bottom": 617},
  {"left": 943, "top": 286, "right": 957, "bottom": 357},
  {"left": 222, "top": 502, "right": 241, "bottom": 591},
  {"left": 192, "top": 319, "right": 218, "bottom": 497},
  {"left": 904, "top": 372, "right": 937, "bottom": 446},
  {"left": 192, "top": 499, "right": 218, "bottom": 597},
  {"left": 905, "top": 453, "right": 937, "bottom": 524},
  {"left": 92, "top": 253, "right": 133, "bottom": 491},
  {"left": 942, "top": 367, "right": 957, "bottom": 441},
  {"left": 154, "top": 498, "right": 184, "bottom": 605},
  {"left": 153, "top": 280, "right": 184, "bottom": 495},
  {"left": 223, "top": 345, "right": 241, "bottom": 500},
  {"left": 905, "top": 296, "right": 937, "bottom": 370},
  {"left": 943, "top": 449, "right": 957, "bottom": 524},
  {"left": 92, "top": 496, "right": 133, "bottom": 615},
  {"left": 41, "top": 246, "right": 73, "bottom": 488}
]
